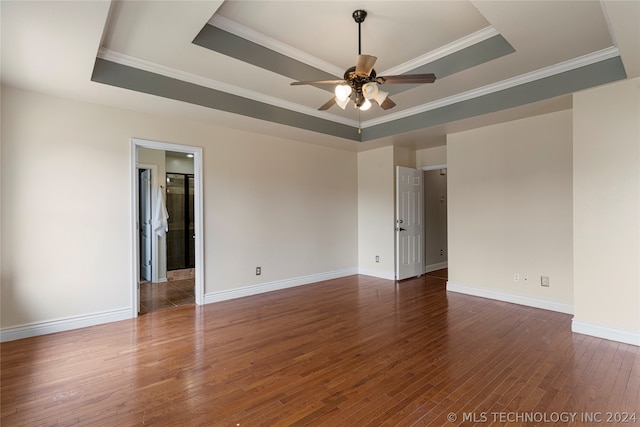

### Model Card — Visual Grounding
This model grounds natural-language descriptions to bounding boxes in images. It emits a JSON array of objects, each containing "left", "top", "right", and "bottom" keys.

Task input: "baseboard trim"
[
  {"left": 446, "top": 281, "right": 574, "bottom": 314},
  {"left": 572, "top": 319, "right": 640, "bottom": 346},
  {"left": 1, "top": 308, "right": 132, "bottom": 342},
  {"left": 357, "top": 269, "right": 396, "bottom": 281},
  {"left": 425, "top": 262, "right": 448, "bottom": 274},
  {"left": 204, "top": 268, "right": 359, "bottom": 304}
]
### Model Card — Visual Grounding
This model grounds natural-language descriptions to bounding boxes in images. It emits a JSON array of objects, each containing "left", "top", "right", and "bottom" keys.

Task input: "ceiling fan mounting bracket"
[{"left": 352, "top": 10, "right": 367, "bottom": 24}]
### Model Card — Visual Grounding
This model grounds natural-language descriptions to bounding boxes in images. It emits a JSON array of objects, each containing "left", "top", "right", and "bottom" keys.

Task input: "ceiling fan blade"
[
  {"left": 379, "top": 97, "right": 396, "bottom": 110},
  {"left": 318, "top": 97, "right": 336, "bottom": 111},
  {"left": 355, "top": 55, "right": 377, "bottom": 76},
  {"left": 377, "top": 73, "right": 436, "bottom": 84},
  {"left": 290, "top": 79, "right": 347, "bottom": 86}
]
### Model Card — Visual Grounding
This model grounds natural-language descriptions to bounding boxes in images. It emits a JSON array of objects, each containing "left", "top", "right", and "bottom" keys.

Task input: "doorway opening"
[
  {"left": 131, "top": 138, "right": 204, "bottom": 317},
  {"left": 394, "top": 164, "right": 448, "bottom": 281},
  {"left": 422, "top": 164, "right": 448, "bottom": 275}
]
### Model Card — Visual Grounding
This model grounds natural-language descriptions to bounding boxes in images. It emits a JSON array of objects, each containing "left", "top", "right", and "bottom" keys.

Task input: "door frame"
[
  {"left": 130, "top": 138, "right": 205, "bottom": 317},
  {"left": 421, "top": 164, "right": 447, "bottom": 172}
]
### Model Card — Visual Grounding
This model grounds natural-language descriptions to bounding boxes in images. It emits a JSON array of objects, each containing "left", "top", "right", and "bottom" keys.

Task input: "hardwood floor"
[
  {"left": 2, "top": 271, "right": 639, "bottom": 426},
  {"left": 139, "top": 279, "right": 195, "bottom": 314}
]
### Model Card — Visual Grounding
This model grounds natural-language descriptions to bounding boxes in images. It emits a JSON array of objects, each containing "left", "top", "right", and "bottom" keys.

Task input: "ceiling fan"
[{"left": 290, "top": 9, "right": 436, "bottom": 112}]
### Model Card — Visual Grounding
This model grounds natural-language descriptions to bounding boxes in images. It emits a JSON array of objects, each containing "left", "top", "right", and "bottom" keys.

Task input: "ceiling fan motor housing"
[{"left": 343, "top": 66, "right": 377, "bottom": 107}]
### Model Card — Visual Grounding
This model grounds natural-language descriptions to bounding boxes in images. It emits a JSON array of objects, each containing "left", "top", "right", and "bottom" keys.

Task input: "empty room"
[{"left": 1, "top": 1, "right": 639, "bottom": 425}]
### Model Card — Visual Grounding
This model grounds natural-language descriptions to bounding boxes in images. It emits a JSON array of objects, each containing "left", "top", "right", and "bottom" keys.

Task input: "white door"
[
  {"left": 395, "top": 166, "right": 424, "bottom": 280},
  {"left": 139, "top": 169, "right": 152, "bottom": 282}
]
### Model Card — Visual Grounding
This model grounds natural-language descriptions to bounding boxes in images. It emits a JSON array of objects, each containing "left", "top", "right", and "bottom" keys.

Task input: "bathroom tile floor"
[{"left": 139, "top": 279, "right": 195, "bottom": 314}]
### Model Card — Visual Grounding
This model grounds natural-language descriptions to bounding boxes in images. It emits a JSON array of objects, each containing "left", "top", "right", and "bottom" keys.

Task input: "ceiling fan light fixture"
[
  {"left": 335, "top": 84, "right": 352, "bottom": 102},
  {"left": 359, "top": 98, "right": 372, "bottom": 111},
  {"left": 362, "top": 82, "right": 378, "bottom": 99},
  {"left": 336, "top": 96, "right": 350, "bottom": 109},
  {"left": 373, "top": 89, "right": 389, "bottom": 105}
]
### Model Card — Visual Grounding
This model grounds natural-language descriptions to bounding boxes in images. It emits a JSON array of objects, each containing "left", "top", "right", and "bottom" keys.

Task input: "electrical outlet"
[
  {"left": 541, "top": 276, "right": 550, "bottom": 287},
  {"left": 375, "top": 256, "right": 380, "bottom": 263},
  {"left": 513, "top": 273, "right": 520, "bottom": 283},
  {"left": 256, "top": 266, "right": 261, "bottom": 276}
]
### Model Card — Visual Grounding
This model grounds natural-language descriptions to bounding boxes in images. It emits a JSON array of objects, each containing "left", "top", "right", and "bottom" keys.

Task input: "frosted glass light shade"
[
  {"left": 362, "top": 82, "right": 378, "bottom": 99},
  {"left": 359, "top": 98, "right": 372, "bottom": 111},
  {"left": 373, "top": 89, "right": 389, "bottom": 105},
  {"left": 334, "top": 85, "right": 352, "bottom": 101},
  {"left": 336, "top": 96, "right": 350, "bottom": 110}
]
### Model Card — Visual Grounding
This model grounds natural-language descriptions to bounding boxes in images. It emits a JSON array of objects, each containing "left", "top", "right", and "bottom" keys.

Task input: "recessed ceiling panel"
[{"left": 214, "top": 1, "right": 492, "bottom": 72}]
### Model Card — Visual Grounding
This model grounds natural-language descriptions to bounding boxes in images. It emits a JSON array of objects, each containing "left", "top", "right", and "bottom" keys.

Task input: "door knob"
[{"left": 395, "top": 227, "right": 406, "bottom": 231}]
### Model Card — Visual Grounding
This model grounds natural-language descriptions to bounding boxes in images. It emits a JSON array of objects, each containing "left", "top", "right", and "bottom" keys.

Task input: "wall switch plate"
[
  {"left": 541, "top": 276, "right": 550, "bottom": 287},
  {"left": 256, "top": 267, "right": 261, "bottom": 275},
  {"left": 375, "top": 256, "right": 380, "bottom": 263}
]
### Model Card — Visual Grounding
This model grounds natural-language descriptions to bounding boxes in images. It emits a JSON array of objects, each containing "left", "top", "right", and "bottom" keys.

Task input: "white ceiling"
[{"left": 2, "top": 1, "right": 639, "bottom": 152}]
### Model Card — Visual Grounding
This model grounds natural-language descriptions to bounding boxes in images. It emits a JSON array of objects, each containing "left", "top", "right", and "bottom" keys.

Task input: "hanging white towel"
[{"left": 153, "top": 186, "right": 169, "bottom": 237}]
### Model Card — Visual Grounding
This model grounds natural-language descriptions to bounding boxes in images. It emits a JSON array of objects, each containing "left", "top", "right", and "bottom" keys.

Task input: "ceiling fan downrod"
[{"left": 352, "top": 10, "right": 367, "bottom": 55}]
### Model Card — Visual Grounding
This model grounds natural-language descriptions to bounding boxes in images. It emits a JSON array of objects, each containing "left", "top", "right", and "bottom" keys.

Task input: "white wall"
[
  {"left": 447, "top": 110, "right": 574, "bottom": 313},
  {"left": 358, "top": 146, "right": 395, "bottom": 279},
  {"left": 573, "top": 78, "right": 640, "bottom": 344},
  {"left": 1, "top": 86, "right": 358, "bottom": 336}
]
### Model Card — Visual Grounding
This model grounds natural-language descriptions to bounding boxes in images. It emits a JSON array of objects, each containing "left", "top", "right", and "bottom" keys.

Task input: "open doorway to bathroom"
[
  {"left": 131, "top": 139, "right": 204, "bottom": 317},
  {"left": 423, "top": 165, "right": 448, "bottom": 275}
]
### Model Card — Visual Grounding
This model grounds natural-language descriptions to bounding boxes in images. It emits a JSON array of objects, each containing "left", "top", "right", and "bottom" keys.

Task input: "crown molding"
[
  {"left": 363, "top": 46, "right": 621, "bottom": 128},
  {"left": 209, "top": 14, "right": 345, "bottom": 78},
  {"left": 379, "top": 26, "right": 500, "bottom": 76},
  {"left": 96, "top": 48, "right": 358, "bottom": 127},
  {"left": 96, "top": 44, "right": 619, "bottom": 131}
]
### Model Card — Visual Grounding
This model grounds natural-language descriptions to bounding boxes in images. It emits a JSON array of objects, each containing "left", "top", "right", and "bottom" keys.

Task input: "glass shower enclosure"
[{"left": 165, "top": 173, "right": 195, "bottom": 271}]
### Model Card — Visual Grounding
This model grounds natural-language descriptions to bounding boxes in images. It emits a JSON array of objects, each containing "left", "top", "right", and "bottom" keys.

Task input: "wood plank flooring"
[
  {"left": 139, "top": 279, "right": 195, "bottom": 314},
  {"left": 2, "top": 271, "right": 639, "bottom": 426}
]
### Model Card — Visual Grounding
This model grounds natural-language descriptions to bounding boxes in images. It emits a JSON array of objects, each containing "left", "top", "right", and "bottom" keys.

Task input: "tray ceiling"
[{"left": 2, "top": 1, "right": 638, "bottom": 151}]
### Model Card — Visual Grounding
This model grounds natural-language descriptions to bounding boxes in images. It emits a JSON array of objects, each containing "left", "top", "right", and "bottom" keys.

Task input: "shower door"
[{"left": 166, "top": 173, "right": 195, "bottom": 271}]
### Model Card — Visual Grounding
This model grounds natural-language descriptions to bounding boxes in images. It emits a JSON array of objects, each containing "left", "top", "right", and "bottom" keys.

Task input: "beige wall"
[
  {"left": 358, "top": 146, "right": 395, "bottom": 279},
  {"left": 1, "top": 86, "right": 358, "bottom": 331},
  {"left": 393, "top": 146, "right": 416, "bottom": 169},
  {"left": 447, "top": 110, "right": 574, "bottom": 311},
  {"left": 416, "top": 146, "right": 447, "bottom": 168},
  {"left": 573, "top": 78, "right": 640, "bottom": 341}
]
